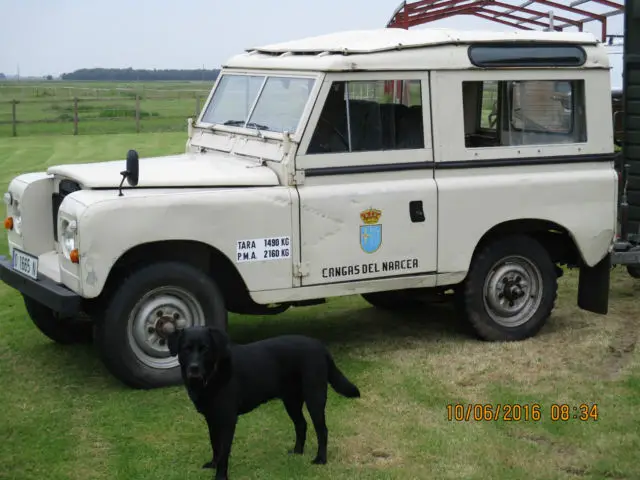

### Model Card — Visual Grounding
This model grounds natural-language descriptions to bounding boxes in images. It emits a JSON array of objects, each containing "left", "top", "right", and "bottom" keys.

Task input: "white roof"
[
  {"left": 223, "top": 28, "right": 607, "bottom": 72},
  {"left": 247, "top": 28, "right": 599, "bottom": 55}
]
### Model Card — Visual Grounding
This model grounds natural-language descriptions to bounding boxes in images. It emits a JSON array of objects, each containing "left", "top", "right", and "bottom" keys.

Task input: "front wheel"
[
  {"left": 459, "top": 234, "right": 557, "bottom": 341},
  {"left": 23, "top": 296, "right": 94, "bottom": 344},
  {"left": 94, "top": 261, "right": 228, "bottom": 389}
]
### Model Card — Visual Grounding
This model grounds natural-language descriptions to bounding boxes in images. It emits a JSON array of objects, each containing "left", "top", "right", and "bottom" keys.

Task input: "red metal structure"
[
  {"left": 383, "top": 0, "right": 624, "bottom": 100},
  {"left": 386, "top": 0, "right": 624, "bottom": 43}
]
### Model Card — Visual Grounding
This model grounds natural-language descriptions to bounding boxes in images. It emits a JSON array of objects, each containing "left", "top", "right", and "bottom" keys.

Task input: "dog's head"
[{"left": 167, "top": 326, "right": 231, "bottom": 384}]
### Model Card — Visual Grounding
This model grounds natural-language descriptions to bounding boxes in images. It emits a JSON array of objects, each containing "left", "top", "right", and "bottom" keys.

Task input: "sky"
[{"left": 0, "top": 0, "right": 625, "bottom": 87}]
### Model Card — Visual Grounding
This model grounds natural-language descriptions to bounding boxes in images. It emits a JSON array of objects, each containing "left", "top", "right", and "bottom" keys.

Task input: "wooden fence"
[{"left": 0, "top": 94, "right": 209, "bottom": 137}]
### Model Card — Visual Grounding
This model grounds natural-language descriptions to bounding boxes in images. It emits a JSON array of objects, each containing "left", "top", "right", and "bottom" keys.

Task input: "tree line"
[{"left": 59, "top": 68, "right": 221, "bottom": 81}]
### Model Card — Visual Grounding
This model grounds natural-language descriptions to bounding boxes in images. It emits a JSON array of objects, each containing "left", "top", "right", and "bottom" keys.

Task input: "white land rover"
[{"left": 0, "top": 28, "right": 617, "bottom": 389}]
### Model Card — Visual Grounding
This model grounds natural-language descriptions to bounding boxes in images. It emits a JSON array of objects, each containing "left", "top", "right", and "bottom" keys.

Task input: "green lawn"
[
  {"left": 0, "top": 133, "right": 639, "bottom": 480},
  {"left": 0, "top": 81, "right": 212, "bottom": 137}
]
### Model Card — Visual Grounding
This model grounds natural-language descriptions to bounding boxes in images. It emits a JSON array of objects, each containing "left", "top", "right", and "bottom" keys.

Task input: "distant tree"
[
  {"left": 0, "top": 73, "right": 6, "bottom": 80},
  {"left": 45, "top": 75, "right": 53, "bottom": 81},
  {"left": 60, "top": 68, "right": 220, "bottom": 81}
]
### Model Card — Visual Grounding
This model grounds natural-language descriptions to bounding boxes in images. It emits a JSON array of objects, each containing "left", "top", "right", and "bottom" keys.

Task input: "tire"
[
  {"left": 23, "top": 295, "right": 94, "bottom": 344},
  {"left": 626, "top": 265, "right": 640, "bottom": 279},
  {"left": 361, "top": 290, "right": 422, "bottom": 311},
  {"left": 94, "top": 261, "right": 228, "bottom": 389},
  {"left": 459, "top": 234, "right": 557, "bottom": 341}
]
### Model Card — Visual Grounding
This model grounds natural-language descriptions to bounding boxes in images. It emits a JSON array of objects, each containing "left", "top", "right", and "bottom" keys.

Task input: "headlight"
[
  {"left": 60, "top": 219, "right": 77, "bottom": 259},
  {"left": 12, "top": 201, "right": 22, "bottom": 235}
]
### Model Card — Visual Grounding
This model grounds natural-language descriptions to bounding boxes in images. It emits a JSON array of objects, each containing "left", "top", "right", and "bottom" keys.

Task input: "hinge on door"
[
  {"left": 290, "top": 169, "right": 305, "bottom": 186},
  {"left": 293, "top": 262, "right": 310, "bottom": 278}
]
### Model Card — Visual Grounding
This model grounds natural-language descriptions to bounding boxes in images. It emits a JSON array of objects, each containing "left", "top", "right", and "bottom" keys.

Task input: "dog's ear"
[
  {"left": 166, "top": 328, "right": 183, "bottom": 357},
  {"left": 207, "top": 326, "right": 231, "bottom": 359}
]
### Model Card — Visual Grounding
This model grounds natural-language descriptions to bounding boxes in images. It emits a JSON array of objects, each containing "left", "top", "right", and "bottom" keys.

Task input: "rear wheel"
[
  {"left": 23, "top": 296, "right": 93, "bottom": 344},
  {"left": 459, "top": 234, "right": 557, "bottom": 341},
  {"left": 94, "top": 261, "right": 228, "bottom": 389}
]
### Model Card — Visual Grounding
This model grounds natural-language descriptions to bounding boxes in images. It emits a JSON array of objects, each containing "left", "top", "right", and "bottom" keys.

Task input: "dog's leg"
[
  {"left": 304, "top": 387, "right": 328, "bottom": 465},
  {"left": 202, "top": 418, "right": 220, "bottom": 469},
  {"left": 213, "top": 421, "right": 237, "bottom": 480},
  {"left": 283, "top": 393, "right": 307, "bottom": 455}
]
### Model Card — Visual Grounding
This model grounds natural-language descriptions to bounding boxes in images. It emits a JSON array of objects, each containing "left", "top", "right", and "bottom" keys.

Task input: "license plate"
[{"left": 12, "top": 249, "right": 38, "bottom": 280}]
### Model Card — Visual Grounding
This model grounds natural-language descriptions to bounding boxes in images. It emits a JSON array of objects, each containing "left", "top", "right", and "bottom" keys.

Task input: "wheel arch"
[
  {"left": 469, "top": 218, "right": 583, "bottom": 273},
  {"left": 90, "top": 239, "right": 266, "bottom": 315}
]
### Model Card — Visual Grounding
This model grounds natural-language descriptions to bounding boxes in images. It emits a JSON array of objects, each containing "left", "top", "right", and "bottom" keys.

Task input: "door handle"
[{"left": 409, "top": 200, "right": 425, "bottom": 223}]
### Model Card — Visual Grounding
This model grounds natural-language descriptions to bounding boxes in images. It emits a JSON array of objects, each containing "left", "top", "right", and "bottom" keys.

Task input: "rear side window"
[
  {"left": 468, "top": 44, "right": 587, "bottom": 68},
  {"left": 462, "top": 79, "right": 587, "bottom": 148}
]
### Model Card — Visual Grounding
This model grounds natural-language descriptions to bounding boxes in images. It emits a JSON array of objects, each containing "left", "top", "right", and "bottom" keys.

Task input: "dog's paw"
[
  {"left": 202, "top": 460, "right": 216, "bottom": 469},
  {"left": 311, "top": 456, "right": 327, "bottom": 465}
]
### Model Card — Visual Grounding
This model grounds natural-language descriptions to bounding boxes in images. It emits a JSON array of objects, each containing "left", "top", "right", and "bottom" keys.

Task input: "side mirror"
[
  {"left": 118, "top": 149, "right": 140, "bottom": 196},
  {"left": 126, "top": 149, "right": 139, "bottom": 186}
]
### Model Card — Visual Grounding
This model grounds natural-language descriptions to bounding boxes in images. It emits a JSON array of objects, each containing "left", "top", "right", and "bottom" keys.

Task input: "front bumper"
[{"left": 0, "top": 255, "right": 82, "bottom": 316}]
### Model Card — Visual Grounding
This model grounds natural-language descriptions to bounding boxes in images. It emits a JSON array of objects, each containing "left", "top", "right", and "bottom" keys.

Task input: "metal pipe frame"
[{"left": 386, "top": 0, "right": 624, "bottom": 41}]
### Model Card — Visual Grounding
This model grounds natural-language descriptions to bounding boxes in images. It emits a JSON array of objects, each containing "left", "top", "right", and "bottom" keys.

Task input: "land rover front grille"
[{"left": 52, "top": 179, "right": 81, "bottom": 241}]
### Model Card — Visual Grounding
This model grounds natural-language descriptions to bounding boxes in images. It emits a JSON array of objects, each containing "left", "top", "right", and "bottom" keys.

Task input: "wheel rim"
[
  {"left": 482, "top": 255, "right": 543, "bottom": 328},
  {"left": 127, "top": 286, "right": 205, "bottom": 369}
]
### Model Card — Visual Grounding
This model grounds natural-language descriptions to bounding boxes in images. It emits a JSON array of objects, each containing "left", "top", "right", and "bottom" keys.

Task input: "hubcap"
[
  {"left": 128, "top": 286, "right": 205, "bottom": 369},
  {"left": 482, "top": 255, "right": 543, "bottom": 327}
]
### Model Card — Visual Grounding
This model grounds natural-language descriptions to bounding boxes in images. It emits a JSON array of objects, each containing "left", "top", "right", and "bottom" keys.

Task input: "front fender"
[{"left": 70, "top": 187, "right": 294, "bottom": 298}]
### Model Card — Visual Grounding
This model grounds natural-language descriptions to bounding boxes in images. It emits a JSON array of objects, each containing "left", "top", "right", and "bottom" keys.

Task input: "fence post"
[
  {"left": 73, "top": 97, "right": 79, "bottom": 135},
  {"left": 11, "top": 100, "right": 17, "bottom": 137},
  {"left": 135, "top": 95, "right": 141, "bottom": 133}
]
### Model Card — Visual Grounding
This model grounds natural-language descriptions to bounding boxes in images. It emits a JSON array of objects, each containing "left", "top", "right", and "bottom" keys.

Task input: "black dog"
[{"left": 167, "top": 326, "right": 360, "bottom": 480}]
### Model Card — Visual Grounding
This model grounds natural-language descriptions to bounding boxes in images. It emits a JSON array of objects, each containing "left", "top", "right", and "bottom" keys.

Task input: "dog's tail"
[{"left": 326, "top": 354, "right": 360, "bottom": 398}]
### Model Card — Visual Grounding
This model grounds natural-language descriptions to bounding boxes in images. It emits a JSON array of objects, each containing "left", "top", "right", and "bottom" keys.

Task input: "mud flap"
[{"left": 577, "top": 253, "right": 611, "bottom": 315}]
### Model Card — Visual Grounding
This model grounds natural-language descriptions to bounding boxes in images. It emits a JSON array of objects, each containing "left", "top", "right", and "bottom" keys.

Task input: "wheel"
[
  {"left": 23, "top": 295, "right": 93, "bottom": 344},
  {"left": 94, "top": 261, "right": 228, "bottom": 389},
  {"left": 459, "top": 234, "right": 557, "bottom": 341},
  {"left": 626, "top": 265, "right": 640, "bottom": 279},
  {"left": 361, "top": 290, "right": 422, "bottom": 311}
]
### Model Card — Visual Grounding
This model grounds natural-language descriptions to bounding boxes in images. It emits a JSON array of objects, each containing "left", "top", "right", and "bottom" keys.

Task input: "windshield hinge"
[
  {"left": 293, "top": 262, "right": 310, "bottom": 278},
  {"left": 290, "top": 170, "right": 305, "bottom": 186}
]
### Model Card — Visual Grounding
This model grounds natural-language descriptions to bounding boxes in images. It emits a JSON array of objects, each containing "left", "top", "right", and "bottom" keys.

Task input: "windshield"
[{"left": 199, "top": 74, "right": 316, "bottom": 134}]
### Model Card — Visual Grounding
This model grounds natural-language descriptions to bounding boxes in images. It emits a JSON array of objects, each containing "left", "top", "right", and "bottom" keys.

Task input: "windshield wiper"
[{"left": 223, "top": 120, "right": 270, "bottom": 130}]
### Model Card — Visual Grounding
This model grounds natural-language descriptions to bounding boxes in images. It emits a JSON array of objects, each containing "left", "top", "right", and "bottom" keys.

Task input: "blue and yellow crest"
[{"left": 360, "top": 208, "right": 382, "bottom": 254}]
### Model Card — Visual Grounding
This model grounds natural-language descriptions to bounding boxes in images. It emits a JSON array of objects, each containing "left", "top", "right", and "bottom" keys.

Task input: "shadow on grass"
[
  {"left": 227, "top": 299, "right": 470, "bottom": 345},
  {"left": 15, "top": 292, "right": 583, "bottom": 391},
  {"left": 14, "top": 299, "right": 467, "bottom": 389}
]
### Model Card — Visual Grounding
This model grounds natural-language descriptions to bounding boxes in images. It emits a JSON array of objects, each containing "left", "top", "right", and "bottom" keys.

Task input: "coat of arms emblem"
[{"left": 359, "top": 208, "right": 382, "bottom": 253}]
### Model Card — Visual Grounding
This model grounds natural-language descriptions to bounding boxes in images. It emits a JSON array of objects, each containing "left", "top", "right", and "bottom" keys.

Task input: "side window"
[
  {"left": 307, "top": 80, "right": 424, "bottom": 154},
  {"left": 463, "top": 79, "right": 587, "bottom": 148}
]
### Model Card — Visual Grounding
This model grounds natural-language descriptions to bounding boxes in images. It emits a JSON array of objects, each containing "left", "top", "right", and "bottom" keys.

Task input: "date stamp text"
[{"left": 446, "top": 403, "right": 598, "bottom": 422}]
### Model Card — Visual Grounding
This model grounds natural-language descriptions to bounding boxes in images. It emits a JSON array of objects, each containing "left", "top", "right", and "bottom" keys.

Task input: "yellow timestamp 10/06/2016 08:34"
[{"left": 446, "top": 403, "right": 599, "bottom": 422}]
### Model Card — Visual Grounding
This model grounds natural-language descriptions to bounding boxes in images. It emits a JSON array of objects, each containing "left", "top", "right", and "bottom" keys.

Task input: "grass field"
[
  {"left": 0, "top": 81, "right": 213, "bottom": 137},
  {"left": 0, "top": 133, "right": 639, "bottom": 480}
]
